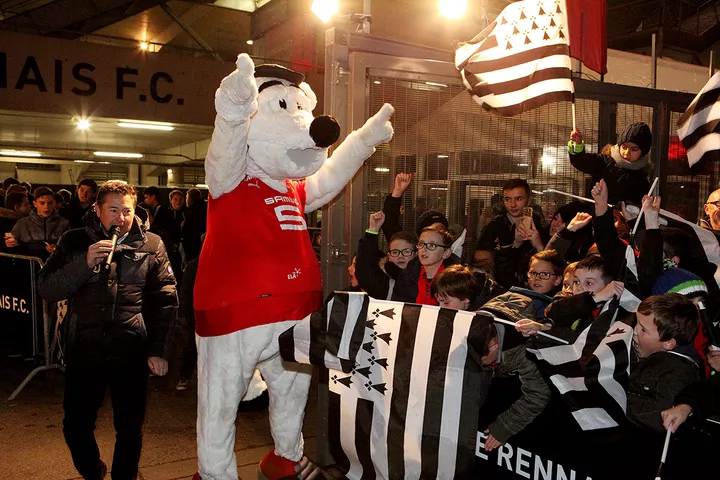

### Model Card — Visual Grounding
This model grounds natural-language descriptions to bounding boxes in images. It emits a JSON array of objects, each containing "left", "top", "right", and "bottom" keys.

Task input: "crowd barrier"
[{"left": 0, "top": 252, "right": 64, "bottom": 400}]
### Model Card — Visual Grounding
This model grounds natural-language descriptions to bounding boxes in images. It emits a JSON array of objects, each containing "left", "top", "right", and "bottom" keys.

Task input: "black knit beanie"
[
  {"left": 416, "top": 210, "right": 449, "bottom": 235},
  {"left": 617, "top": 122, "right": 652, "bottom": 157}
]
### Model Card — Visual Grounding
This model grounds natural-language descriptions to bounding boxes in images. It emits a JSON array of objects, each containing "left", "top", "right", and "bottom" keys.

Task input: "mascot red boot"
[{"left": 192, "top": 53, "right": 394, "bottom": 480}]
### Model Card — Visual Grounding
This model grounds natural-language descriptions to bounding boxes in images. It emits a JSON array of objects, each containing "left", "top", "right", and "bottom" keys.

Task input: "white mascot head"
[{"left": 246, "top": 64, "right": 340, "bottom": 181}]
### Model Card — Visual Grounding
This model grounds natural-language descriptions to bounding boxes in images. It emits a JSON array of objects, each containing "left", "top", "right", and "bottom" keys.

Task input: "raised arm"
[
  {"left": 305, "top": 104, "right": 394, "bottom": 212},
  {"left": 204, "top": 53, "right": 258, "bottom": 199}
]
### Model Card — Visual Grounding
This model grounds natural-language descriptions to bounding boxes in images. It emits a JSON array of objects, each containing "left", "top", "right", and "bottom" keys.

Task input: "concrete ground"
[{"left": 0, "top": 354, "right": 320, "bottom": 480}]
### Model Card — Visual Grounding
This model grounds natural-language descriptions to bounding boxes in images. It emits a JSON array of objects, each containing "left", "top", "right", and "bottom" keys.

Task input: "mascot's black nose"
[{"left": 310, "top": 115, "right": 341, "bottom": 148}]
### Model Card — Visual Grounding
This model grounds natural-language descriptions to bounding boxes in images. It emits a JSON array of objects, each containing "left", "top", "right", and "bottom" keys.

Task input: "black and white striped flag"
[
  {"left": 659, "top": 208, "right": 720, "bottom": 289},
  {"left": 279, "top": 292, "right": 490, "bottom": 480},
  {"left": 527, "top": 299, "right": 633, "bottom": 430},
  {"left": 455, "top": 0, "right": 573, "bottom": 116},
  {"left": 677, "top": 70, "right": 720, "bottom": 167}
]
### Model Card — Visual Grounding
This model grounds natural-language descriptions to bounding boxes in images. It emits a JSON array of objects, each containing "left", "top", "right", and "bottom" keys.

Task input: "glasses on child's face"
[
  {"left": 388, "top": 248, "right": 416, "bottom": 257},
  {"left": 417, "top": 242, "right": 448, "bottom": 252},
  {"left": 527, "top": 271, "right": 557, "bottom": 280}
]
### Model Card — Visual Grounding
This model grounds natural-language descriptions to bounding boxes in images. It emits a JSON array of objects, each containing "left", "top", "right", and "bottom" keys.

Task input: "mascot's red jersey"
[{"left": 194, "top": 177, "right": 322, "bottom": 337}]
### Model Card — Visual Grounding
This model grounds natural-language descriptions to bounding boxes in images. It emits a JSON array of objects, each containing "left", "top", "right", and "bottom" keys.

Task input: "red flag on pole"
[{"left": 566, "top": 0, "right": 607, "bottom": 74}]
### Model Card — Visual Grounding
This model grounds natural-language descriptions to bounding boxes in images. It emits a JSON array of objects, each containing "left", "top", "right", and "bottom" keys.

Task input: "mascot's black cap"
[{"left": 254, "top": 64, "right": 305, "bottom": 85}]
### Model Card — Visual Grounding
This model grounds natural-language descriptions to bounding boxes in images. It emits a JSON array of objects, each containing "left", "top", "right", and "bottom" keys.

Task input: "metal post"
[
  {"left": 651, "top": 33, "right": 657, "bottom": 89},
  {"left": 362, "top": 0, "right": 371, "bottom": 34},
  {"left": 710, "top": 50, "right": 716, "bottom": 79}
]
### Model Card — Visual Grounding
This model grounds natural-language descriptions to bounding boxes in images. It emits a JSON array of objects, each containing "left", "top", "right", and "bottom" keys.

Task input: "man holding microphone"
[{"left": 38, "top": 180, "right": 177, "bottom": 480}]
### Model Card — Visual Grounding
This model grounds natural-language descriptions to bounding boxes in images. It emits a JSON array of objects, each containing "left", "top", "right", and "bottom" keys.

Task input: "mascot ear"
[{"left": 298, "top": 82, "right": 317, "bottom": 111}]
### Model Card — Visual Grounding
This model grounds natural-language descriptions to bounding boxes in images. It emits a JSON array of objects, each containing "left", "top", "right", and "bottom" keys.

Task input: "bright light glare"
[
  {"left": 140, "top": 42, "right": 149, "bottom": 51},
  {"left": 167, "top": 169, "right": 173, "bottom": 174},
  {"left": 0, "top": 149, "right": 41, "bottom": 157},
  {"left": 77, "top": 119, "right": 91, "bottom": 130},
  {"left": 311, "top": 0, "right": 338, "bottom": 23},
  {"left": 426, "top": 81, "right": 448, "bottom": 87},
  {"left": 246, "top": 40, "right": 254, "bottom": 45},
  {"left": 93, "top": 151, "right": 143, "bottom": 158},
  {"left": 374, "top": 167, "right": 390, "bottom": 173},
  {"left": 74, "top": 160, "right": 94, "bottom": 164},
  {"left": 439, "top": 0, "right": 467, "bottom": 18},
  {"left": 195, "top": 184, "right": 208, "bottom": 188},
  {"left": 117, "top": 122, "right": 174, "bottom": 131}
]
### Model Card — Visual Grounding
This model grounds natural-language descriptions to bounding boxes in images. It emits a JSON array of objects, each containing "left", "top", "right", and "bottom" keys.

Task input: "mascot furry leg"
[{"left": 192, "top": 53, "right": 394, "bottom": 480}]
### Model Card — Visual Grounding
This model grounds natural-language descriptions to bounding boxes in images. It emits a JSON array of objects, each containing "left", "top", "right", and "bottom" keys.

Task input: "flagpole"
[
  {"left": 488, "top": 316, "right": 570, "bottom": 345},
  {"left": 654, "top": 424, "right": 672, "bottom": 479},
  {"left": 543, "top": 188, "right": 613, "bottom": 208},
  {"left": 630, "top": 177, "right": 660, "bottom": 238}
]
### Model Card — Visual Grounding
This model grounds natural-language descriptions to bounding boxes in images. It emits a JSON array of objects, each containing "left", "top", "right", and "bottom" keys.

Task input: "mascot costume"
[{"left": 192, "top": 53, "right": 394, "bottom": 480}]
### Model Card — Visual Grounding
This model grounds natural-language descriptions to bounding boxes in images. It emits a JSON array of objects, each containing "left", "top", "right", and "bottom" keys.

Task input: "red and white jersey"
[{"left": 194, "top": 177, "right": 322, "bottom": 337}]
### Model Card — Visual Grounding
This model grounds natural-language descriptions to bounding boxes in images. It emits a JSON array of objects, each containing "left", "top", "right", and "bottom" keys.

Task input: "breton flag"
[
  {"left": 455, "top": 0, "right": 574, "bottom": 116},
  {"left": 527, "top": 298, "right": 633, "bottom": 431},
  {"left": 677, "top": 70, "right": 720, "bottom": 167},
  {"left": 279, "top": 292, "right": 490, "bottom": 480}
]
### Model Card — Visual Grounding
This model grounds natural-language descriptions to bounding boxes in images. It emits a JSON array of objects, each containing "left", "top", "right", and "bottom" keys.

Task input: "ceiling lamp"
[
  {"left": 117, "top": 121, "right": 174, "bottom": 131},
  {"left": 0, "top": 149, "right": 41, "bottom": 157},
  {"left": 439, "top": 0, "right": 467, "bottom": 19},
  {"left": 93, "top": 151, "right": 143, "bottom": 158},
  {"left": 311, "top": 0, "right": 338, "bottom": 23}
]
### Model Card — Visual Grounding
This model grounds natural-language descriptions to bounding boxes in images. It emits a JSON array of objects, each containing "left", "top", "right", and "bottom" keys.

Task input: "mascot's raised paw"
[
  {"left": 215, "top": 53, "right": 259, "bottom": 123},
  {"left": 356, "top": 103, "right": 395, "bottom": 148}
]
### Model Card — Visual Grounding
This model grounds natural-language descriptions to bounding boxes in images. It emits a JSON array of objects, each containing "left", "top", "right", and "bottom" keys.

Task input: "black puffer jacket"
[{"left": 37, "top": 211, "right": 178, "bottom": 360}]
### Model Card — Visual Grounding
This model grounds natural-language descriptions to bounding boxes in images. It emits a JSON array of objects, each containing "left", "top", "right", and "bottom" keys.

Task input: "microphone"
[{"left": 104, "top": 225, "right": 120, "bottom": 271}]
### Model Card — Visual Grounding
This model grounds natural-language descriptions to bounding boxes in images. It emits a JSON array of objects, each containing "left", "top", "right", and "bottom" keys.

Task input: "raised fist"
[
  {"left": 215, "top": 53, "right": 259, "bottom": 123},
  {"left": 357, "top": 103, "right": 395, "bottom": 148}
]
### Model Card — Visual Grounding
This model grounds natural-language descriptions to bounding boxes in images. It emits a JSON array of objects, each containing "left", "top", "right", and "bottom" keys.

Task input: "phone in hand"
[{"left": 520, "top": 207, "right": 533, "bottom": 230}]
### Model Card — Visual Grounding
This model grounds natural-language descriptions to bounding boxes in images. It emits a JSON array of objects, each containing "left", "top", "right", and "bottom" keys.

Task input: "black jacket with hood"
[{"left": 37, "top": 210, "right": 178, "bottom": 361}]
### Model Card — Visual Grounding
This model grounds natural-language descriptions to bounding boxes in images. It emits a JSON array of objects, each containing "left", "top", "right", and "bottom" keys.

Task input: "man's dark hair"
[
  {"left": 431, "top": 265, "right": 479, "bottom": 302},
  {"left": 77, "top": 178, "right": 98, "bottom": 193},
  {"left": 58, "top": 189, "right": 72, "bottom": 204},
  {"left": 575, "top": 255, "right": 612, "bottom": 283},
  {"left": 186, "top": 188, "right": 204, "bottom": 207},
  {"left": 389, "top": 231, "right": 417, "bottom": 246},
  {"left": 660, "top": 228, "right": 691, "bottom": 262},
  {"left": 168, "top": 189, "right": 184, "bottom": 201},
  {"left": 97, "top": 181, "right": 137, "bottom": 207},
  {"left": 2, "top": 177, "right": 19, "bottom": 189},
  {"left": 530, "top": 249, "right": 566, "bottom": 276},
  {"left": 33, "top": 186, "right": 54, "bottom": 199},
  {"left": 144, "top": 186, "right": 160, "bottom": 198},
  {"left": 637, "top": 294, "right": 699, "bottom": 344},
  {"left": 5, "top": 184, "right": 27, "bottom": 196},
  {"left": 473, "top": 314, "right": 499, "bottom": 357},
  {"left": 5, "top": 191, "right": 28, "bottom": 210},
  {"left": 54, "top": 192, "right": 64, "bottom": 204},
  {"left": 502, "top": 178, "right": 531, "bottom": 197},
  {"left": 20, "top": 181, "right": 32, "bottom": 192}
]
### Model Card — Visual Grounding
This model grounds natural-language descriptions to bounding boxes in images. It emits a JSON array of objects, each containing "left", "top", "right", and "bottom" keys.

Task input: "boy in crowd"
[
  {"left": 542, "top": 256, "right": 624, "bottom": 334},
  {"left": 628, "top": 294, "right": 701, "bottom": 432},
  {"left": 5, "top": 186, "right": 70, "bottom": 258},
  {"left": 429, "top": 265, "right": 551, "bottom": 451},
  {"left": 474, "top": 178, "right": 548, "bottom": 289},
  {"left": 0, "top": 191, "right": 31, "bottom": 247},
  {"left": 356, "top": 210, "right": 417, "bottom": 300},
  {"left": 60, "top": 179, "right": 97, "bottom": 229}
]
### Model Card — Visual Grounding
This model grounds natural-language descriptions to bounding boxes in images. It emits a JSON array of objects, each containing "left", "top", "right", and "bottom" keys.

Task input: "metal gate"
[{"left": 321, "top": 29, "right": 707, "bottom": 295}]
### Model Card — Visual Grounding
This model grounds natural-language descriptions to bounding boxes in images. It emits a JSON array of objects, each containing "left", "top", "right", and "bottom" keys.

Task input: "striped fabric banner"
[
  {"left": 455, "top": 0, "right": 573, "bottom": 116},
  {"left": 677, "top": 70, "right": 720, "bottom": 167},
  {"left": 279, "top": 293, "right": 487, "bottom": 479},
  {"left": 527, "top": 299, "right": 633, "bottom": 431}
]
